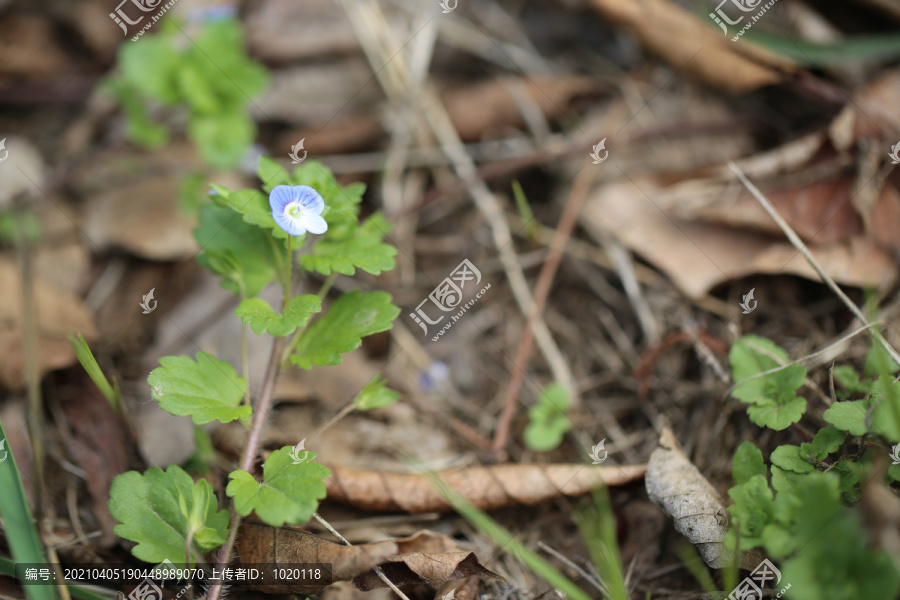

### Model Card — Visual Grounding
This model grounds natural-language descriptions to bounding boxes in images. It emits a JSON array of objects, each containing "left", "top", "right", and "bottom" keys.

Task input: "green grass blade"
[
  {"left": 511, "top": 181, "right": 538, "bottom": 240},
  {"left": 425, "top": 472, "right": 592, "bottom": 600},
  {"left": 67, "top": 334, "right": 121, "bottom": 413},
  {"left": 575, "top": 487, "right": 627, "bottom": 600},
  {"left": 746, "top": 32, "right": 900, "bottom": 66},
  {"left": 0, "top": 420, "right": 58, "bottom": 600}
]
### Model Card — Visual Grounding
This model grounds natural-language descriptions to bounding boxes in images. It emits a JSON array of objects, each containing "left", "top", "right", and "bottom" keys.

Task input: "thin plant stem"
[
  {"left": 284, "top": 236, "right": 293, "bottom": 310},
  {"left": 239, "top": 285, "right": 250, "bottom": 408},
  {"left": 206, "top": 335, "right": 286, "bottom": 600}
]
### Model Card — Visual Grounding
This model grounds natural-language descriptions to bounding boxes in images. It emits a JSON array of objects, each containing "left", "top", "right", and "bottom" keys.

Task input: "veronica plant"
[{"left": 103, "top": 158, "right": 400, "bottom": 570}]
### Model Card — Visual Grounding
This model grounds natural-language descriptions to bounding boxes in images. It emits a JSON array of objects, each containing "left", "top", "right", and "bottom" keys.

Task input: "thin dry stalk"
[{"left": 491, "top": 164, "right": 596, "bottom": 457}]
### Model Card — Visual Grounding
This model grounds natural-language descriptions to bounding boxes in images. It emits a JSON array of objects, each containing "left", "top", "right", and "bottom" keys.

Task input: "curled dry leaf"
[
  {"left": 235, "top": 521, "right": 399, "bottom": 593},
  {"left": 645, "top": 423, "right": 760, "bottom": 569},
  {"left": 324, "top": 463, "right": 646, "bottom": 513},
  {"left": 589, "top": 0, "right": 795, "bottom": 94},
  {"left": 352, "top": 551, "right": 504, "bottom": 592},
  {"left": 582, "top": 179, "right": 898, "bottom": 298},
  {"left": 235, "top": 523, "right": 488, "bottom": 594},
  {"left": 828, "top": 69, "right": 900, "bottom": 149}
]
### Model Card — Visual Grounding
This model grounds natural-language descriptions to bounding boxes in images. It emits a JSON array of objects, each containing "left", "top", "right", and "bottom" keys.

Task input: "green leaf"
[
  {"left": 524, "top": 383, "right": 571, "bottom": 452},
  {"left": 289, "top": 161, "right": 364, "bottom": 223},
  {"left": 257, "top": 156, "right": 291, "bottom": 189},
  {"left": 226, "top": 447, "right": 330, "bottom": 527},
  {"left": 823, "top": 398, "right": 874, "bottom": 436},
  {"left": 148, "top": 352, "right": 250, "bottom": 424},
  {"left": 235, "top": 295, "right": 321, "bottom": 336},
  {"left": 219, "top": 188, "right": 282, "bottom": 234},
  {"left": 727, "top": 475, "right": 773, "bottom": 547},
  {"left": 832, "top": 365, "right": 871, "bottom": 394},
  {"left": 176, "top": 62, "right": 220, "bottom": 115},
  {"left": 864, "top": 341, "right": 900, "bottom": 377},
  {"left": 730, "top": 336, "right": 807, "bottom": 430},
  {"left": 190, "top": 109, "right": 255, "bottom": 169},
  {"left": 353, "top": 374, "right": 400, "bottom": 411},
  {"left": 117, "top": 37, "right": 180, "bottom": 104},
  {"left": 732, "top": 441, "right": 766, "bottom": 485},
  {"left": 770, "top": 465, "right": 805, "bottom": 494},
  {"left": 800, "top": 426, "right": 844, "bottom": 462},
  {"left": 300, "top": 212, "right": 397, "bottom": 276},
  {"left": 770, "top": 445, "right": 814, "bottom": 474},
  {"left": 775, "top": 472, "right": 900, "bottom": 600},
  {"left": 195, "top": 202, "right": 282, "bottom": 297},
  {"left": 68, "top": 334, "right": 120, "bottom": 412},
  {"left": 104, "top": 79, "right": 170, "bottom": 149},
  {"left": 109, "top": 465, "right": 228, "bottom": 564},
  {"left": 291, "top": 291, "right": 400, "bottom": 369},
  {"left": 871, "top": 374, "right": 900, "bottom": 442},
  {"left": 746, "top": 396, "right": 806, "bottom": 431}
]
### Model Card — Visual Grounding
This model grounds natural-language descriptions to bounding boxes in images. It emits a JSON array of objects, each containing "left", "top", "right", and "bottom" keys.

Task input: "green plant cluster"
[
  {"left": 104, "top": 18, "right": 266, "bottom": 168},
  {"left": 105, "top": 159, "right": 400, "bottom": 566},
  {"left": 726, "top": 334, "right": 900, "bottom": 600}
]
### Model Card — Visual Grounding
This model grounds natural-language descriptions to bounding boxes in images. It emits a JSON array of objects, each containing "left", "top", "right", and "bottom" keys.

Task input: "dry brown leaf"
[
  {"left": 582, "top": 179, "right": 898, "bottom": 298},
  {"left": 646, "top": 423, "right": 761, "bottom": 569},
  {"left": 352, "top": 551, "right": 504, "bottom": 592},
  {"left": 235, "top": 524, "right": 475, "bottom": 594},
  {"left": 325, "top": 463, "right": 647, "bottom": 513},
  {"left": 436, "top": 576, "right": 482, "bottom": 600},
  {"left": 246, "top": 0, "right": 359, "bottom": 61},
  {"left": 0, "top": 16, "right": 70, "bottom": 78},
  {"left": 589, "top": 0, "right": 795, "bottom": 94},
  {"left": 235, "top": 521, "right": 400, "bottom": 593},
  {"left": 60, "top": 376, "right": 128, "bottom": 547},
  {"left": 441, "top": 77, "right": 608, "bottom": 142},
  {"left": 0, "top": 257, "right": 96, "bottom": 390},
  {"left": 279, "top": 76, "right": 607, "bottom": 156},
  {"left": 828, "top": 69, "right": 900, "bottom": 149},
  {"left": 645, "top": 423, "right": 731, "bottom": 568},
  {"left": 83, "top": 178, "right": 198, "bottom": 261}
]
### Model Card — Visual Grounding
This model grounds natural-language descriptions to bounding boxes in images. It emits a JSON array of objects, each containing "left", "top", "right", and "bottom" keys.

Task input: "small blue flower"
[{"left": 269, "top": 185, "right": 328, "bottom": 236}]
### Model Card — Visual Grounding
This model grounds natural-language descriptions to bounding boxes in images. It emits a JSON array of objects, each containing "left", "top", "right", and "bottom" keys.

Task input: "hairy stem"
[{"left": 207, "top": 335, "right": 286, "bottom": 600}]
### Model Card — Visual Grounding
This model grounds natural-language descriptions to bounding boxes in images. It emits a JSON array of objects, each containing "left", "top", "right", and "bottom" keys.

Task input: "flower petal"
[
  {"left": 272, "top": 207, "right": 307, "bottom": 236},
  {"left": 269, "top": 185, "right": 296, "bottom": 212},
  {"left": 300, "top": 213, "right": 328, "bottom": 235},
  {"left": 294, "top": 186, "right": 325, "bottom": 215}
]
